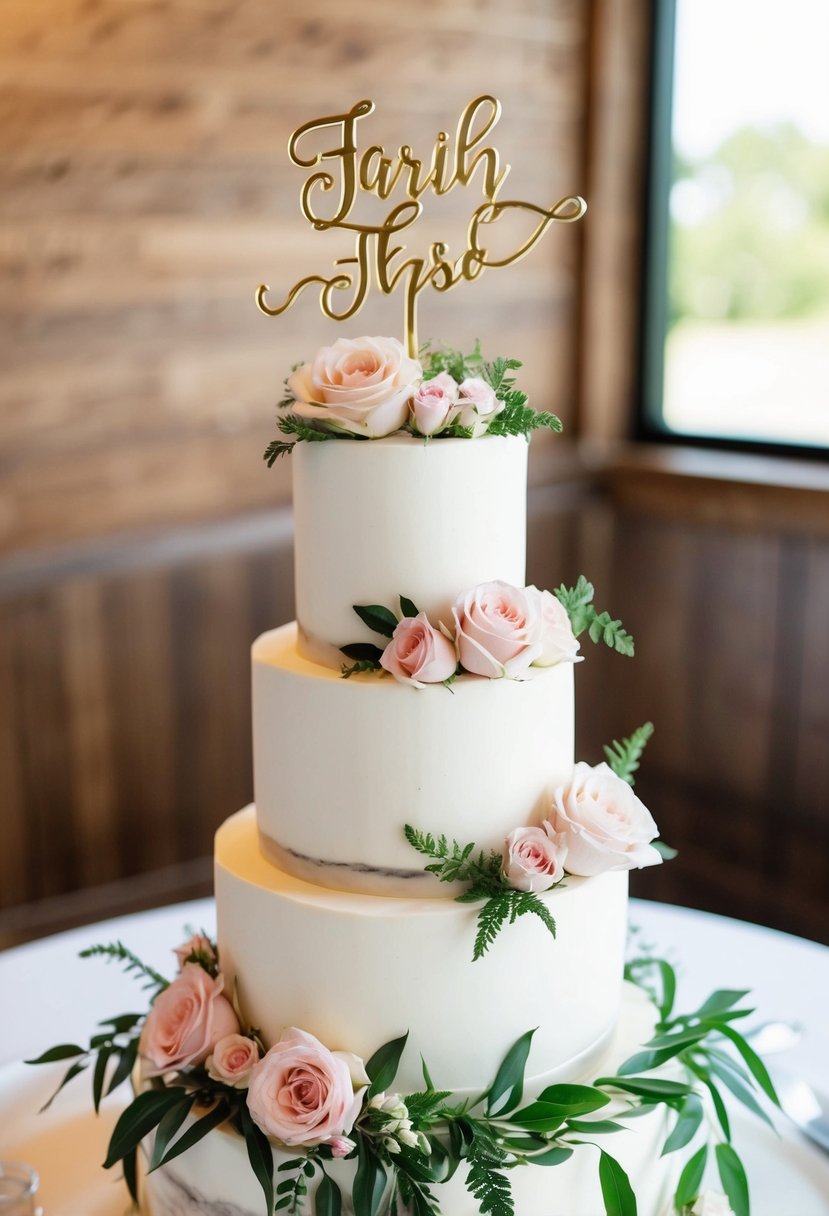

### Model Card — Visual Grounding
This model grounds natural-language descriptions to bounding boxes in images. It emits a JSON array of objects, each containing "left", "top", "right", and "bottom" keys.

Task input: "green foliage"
[
  {"left": 274, "top": 1155, "right": 313, "bottom": 1214},
  {"left": 79, "top": 941, "right": 169, "bottom": 994},
  {"left": 470, "top": 890, "right": 556, "bottom": 962},
  {"left": 419, "top": 342, "right": 562, "bottom": 439},
  {"left": 553, "top": 577, "right": 634, "bottom": 656},
  {"left": 353, "top": 603, "right": 399, "bottom": 638},
  {"left": 366, "top": 1032, "right": 409, "bottom": 1098},
  {"left": 314, "top": 1171, "right": 343, "bottom": 1216},
  {"left": 485, "top": 1028, "right": 536, "bottom": 1117},
  {"left": 464, "top": 1124, "right": 514, "bottom": 1216},
  {"left": 27, "top": 1011, "right": 143, "bottom": 1114},
  {"left": 603, "top": 722, "right": 654, "bottom": 786},
  {"left": 341, "top": 658, "right": 384, "bottom": 679},
  {"left": 597, "top": 1150, "right": 636, "bottom": 1216},
  {"left": 404, "top": 827, "right": 557, "bottom": 959},
  {"left": 264, "top": 414, "right": 336, "bottom": 465}
]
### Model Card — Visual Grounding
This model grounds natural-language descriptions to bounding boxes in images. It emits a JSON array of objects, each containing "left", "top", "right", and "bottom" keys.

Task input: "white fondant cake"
[
  {"left": 136, "top": 424, "right": 678, "bottom": 1213},
  {"left": 253, "top": 624, "right": 573, "bottom": 892},
  {"left": 292, "top": 435, "right": 528, "bottom": 661}
]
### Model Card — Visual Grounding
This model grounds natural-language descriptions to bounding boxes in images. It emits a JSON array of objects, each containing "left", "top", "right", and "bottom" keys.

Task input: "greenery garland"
[{"left": 27, "top": 948, "right": 779, "bottom": 1216}]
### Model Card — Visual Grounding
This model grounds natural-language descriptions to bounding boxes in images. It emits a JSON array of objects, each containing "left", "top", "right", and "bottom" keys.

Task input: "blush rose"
[
  {"left": 547, "top": 762, "right": 662, "bottom": 876},
  {"left": 288, "top": 336, "right": 421, "bottom": 438},
  {"left": 206, "top": 1033, "right": 260, "bottom": 1089},
  {"left": 456, "top": 376, "right": 503, "bottom": 437},
  {"left": 410, "top": 372, "right": 459, "bottom": 436},
  {"left": 380, "top": 613, "right": 458, "bottom": 688},
  {"left": 173, "top": 933, "right": 216, "bottom": 972},
  {"left": 246, "top": 1027, "right": 369, "bottom": 1148},
  {"left": 525, "top": 587, "right": 581, "bottom": 667},
  {"left": 503, "top": 825, "right": 567, "bottom": 893},
  {"left": 452, "top": 580, "right": 543, "bottom": 678},
  {"left": 139, "top": 964, "right": 239, "bottom": 1078}
]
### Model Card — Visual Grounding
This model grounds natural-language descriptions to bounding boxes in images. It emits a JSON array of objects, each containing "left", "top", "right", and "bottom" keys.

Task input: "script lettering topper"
[{"left": 256, "top": 96, "right": 586, "bottom": 357}]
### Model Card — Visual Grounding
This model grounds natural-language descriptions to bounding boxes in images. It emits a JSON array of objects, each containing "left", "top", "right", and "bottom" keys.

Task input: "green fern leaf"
[{"left": 603, "top": 722, "right": 654, "bottom": 785}]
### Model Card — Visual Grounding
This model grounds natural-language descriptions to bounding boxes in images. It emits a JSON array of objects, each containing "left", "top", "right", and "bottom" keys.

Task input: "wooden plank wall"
[
  {"left": 0, "top": 0, "right": 603, "bottom": 943},
  {"left": 2, "top": 0, "right": 827, "bottom": 948}
]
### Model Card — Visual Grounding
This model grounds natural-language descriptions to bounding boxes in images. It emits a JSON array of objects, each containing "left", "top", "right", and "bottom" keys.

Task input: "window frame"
[{"left": 636, "top": 0, "right": 829, "bottom": 463}]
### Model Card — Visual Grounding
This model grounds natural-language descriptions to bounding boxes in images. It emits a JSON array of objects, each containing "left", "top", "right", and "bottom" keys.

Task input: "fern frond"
[
  {"left": 554, "top": 577, "right": 634, "bottom": 656},
  {"left": 80, "top": 943, "right": 168, "bottom": 994},
  {"left": 604, "top": 722, "right": 654, "bottom": 785}
]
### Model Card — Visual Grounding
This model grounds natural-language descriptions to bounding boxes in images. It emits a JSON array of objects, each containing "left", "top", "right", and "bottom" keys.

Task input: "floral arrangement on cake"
[
  {"left": 28, "top": 940, "right": 778, "bottom": 1216},
  {"left": 264, "top": 338, "right": 562, "bottom": 462},
  {"left": 339, "top": 575, "right": 633, "bottom": 682},
  {"left": 405, "top": 720, "right": 675, "bottom": 960}
]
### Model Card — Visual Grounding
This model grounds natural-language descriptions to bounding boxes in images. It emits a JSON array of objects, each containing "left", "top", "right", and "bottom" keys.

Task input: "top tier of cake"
[{"left": 292, "top": 434, "right": 528, "bottom": 664}]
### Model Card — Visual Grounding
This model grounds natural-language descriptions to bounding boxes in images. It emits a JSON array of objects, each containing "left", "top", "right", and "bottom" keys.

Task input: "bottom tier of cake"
[{"left": 137, "top": 983, "right": 680, "bottom": 1216}]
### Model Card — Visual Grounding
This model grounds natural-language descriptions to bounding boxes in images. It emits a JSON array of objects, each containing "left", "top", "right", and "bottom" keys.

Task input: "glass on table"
[{"left": 0, "top": 1163, "right": 40, "bottom": 1215}]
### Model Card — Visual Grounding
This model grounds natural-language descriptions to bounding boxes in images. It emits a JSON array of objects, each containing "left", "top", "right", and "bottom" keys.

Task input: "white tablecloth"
[{"left": 0, "top": 897, "right": 827, "bottom": 1214}]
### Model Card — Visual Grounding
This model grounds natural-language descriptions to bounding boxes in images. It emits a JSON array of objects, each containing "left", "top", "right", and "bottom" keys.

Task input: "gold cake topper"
[{"left": 256, "top": 96, "right": 586, "bottom": 357}]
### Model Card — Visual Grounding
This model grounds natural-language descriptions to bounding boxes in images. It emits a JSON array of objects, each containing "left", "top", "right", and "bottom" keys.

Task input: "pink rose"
[
  {"left": 547, "top": 762, "right": 662, "bottom": 876},
  {"left": 410, "top": 372, "right": 459, "bottom": 436},
  {"left": 288, "top": 336, "right": 421, "bottom": 438},
  {"left": 452, "top": 580, "right": 543, "bottom": 678},
  {"left": 503, "top": 825, "right": 567, "bottom": 893},
  {"left": 246, "top": 1027, "right": 369, "bottom": 1148},
  {"left": 379, "top": 613, "right": 458, "bottom": 688},
  {"left": 525, "top": 587, "right": 581, "bottom": 667},
  {"left": 174, "top": 933, "right": 216, "bottom": 972},
  {"left": 329, "top": 1136, "right": 356, "bottom": 1158},
  {"left": 456, "top": 376, "right": 503, "bottom": 437},
  {"left": 206, "top": 1033, "right": 260, "bottom": 1089},
  {"left": 139, "top": 965, "right": 239, "bottom": 1078}
]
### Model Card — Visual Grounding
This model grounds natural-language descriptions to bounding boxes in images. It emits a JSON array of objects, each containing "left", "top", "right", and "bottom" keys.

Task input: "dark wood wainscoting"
[{"left": 2, "top": 447, "right": 827, "bottom": 949}]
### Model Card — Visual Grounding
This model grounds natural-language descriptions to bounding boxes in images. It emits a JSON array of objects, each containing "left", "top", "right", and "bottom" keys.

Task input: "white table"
[{"left": 0, "top": 898, "right": 827, "bottom": 1214}]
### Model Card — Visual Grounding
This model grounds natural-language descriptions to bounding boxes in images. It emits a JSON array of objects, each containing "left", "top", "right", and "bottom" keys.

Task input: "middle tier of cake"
[
  {"left": 216, "top": 807, "right": 627, "bottom": 1095},
  {"left": 253, "top": 623, "right": 574, "bottom": 895}
]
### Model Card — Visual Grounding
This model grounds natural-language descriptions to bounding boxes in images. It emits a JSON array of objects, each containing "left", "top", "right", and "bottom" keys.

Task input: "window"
[{"left": 641, "top": 0, "right": 829, "bottom": 453}]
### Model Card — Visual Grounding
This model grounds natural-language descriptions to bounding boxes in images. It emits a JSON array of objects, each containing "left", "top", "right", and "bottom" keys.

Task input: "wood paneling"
[{"left": 0, "top": 0, "right": 591, "bottom": 556}]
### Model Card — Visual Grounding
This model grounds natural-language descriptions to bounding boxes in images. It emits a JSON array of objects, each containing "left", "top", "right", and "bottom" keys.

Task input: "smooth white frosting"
[
  {"left": 252, "top": 623, "right": 574, "bottom": 893},
  {"left": 138, "top": 984, "right": 679, "bottom": 1216},
  {"left": 215, "top": 806, "right": 627, "bottom": 1094},
  {"left": 292, "top": 434, "right": 528, "bottom": 662}
]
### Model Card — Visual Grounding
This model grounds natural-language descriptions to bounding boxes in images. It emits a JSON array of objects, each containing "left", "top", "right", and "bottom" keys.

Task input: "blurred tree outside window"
[{"left": 656, "top": 0, "right": 829, "bottom": 450}]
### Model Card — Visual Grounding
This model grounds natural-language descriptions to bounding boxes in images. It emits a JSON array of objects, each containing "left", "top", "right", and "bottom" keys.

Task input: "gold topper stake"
[{"left": 256, "top": 96, "right": 586, "bottom": 358}]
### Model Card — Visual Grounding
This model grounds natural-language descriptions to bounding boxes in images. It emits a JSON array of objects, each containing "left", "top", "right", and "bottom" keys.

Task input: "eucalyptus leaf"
[
  {"left": 707, "top": 1056, "right": 776, "bottom": 1130},
  {"left": 155, "top": 1099, "right": 228, "bottom": 1169},
  {"left": 40, "top": 1059, "right": 88, "bottom": 1112},
  {"left": 486, "top": 1028, "right": 536, "bottom": 1116},
  {"left": 352, "top": 1139, "right": 387, "bottom": 1216},
  {"left": 25, "top": 1043, "right": 85, "bottom": 1065},
  {"left": 315, "top": 1172, "right": 342, "bottom": 1216},
  {"left": 617, "top": 1031, "right": 707, "bottom": 1076},
  {"left": 240, "top": 1102, "right": 275, "bottom": 1216},
  {"left": 366, "top": 1031, "right": 409, "bottom": 1098},
  {"left": 103, "top": 1087, "right": 188, "bottom": 1167},
  {"left": 566, "top": 1118, "right": 626, "bottom": 1135},
  {"left": 353, "top": 604, "right": 398, "bottom": 638},
  {"left": 715, "top": 1023, "right": 780, "bottom": 1105},
  {"left": 530, "top": 1146, "right": 574, "bottom": 1167},
  {"left": 106, "top": 1039, "right": 139, "bottom": 1096},
  {"left": 661, "top": 1094, "right": 704, "bottom": 1156},
  {"left": 593, "top": 1076, "right": 690, "bottom": 1100},
  {"left": 92, "top": 1046, "right": 114, "bottom": 1114},
  {"left": 149, "top": 1093, "right": 197, "bottom": 1170},
  {"left": 122, "top": 1145, "right": 139, "bottom": 1204},
  {"left": 340, "top": 643, "right": 384, "bottom": 662},
  {"left": 716, "top": 1142, "right": 750, "bottom": 1216},
  {"left": 694, "top": 989, "right": 751, "bottom": 1020},
  {"left": 598, "top": 1150, "right": 637, "bottom": 1216},
  {"left": 674, "top": 1143, "right": 708, "bottom": 1209}
]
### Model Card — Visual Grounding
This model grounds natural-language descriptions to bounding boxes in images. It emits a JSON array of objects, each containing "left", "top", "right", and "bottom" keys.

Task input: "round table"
[{"left": 0, "top": 897, "right": 827, "bottom": 1214}]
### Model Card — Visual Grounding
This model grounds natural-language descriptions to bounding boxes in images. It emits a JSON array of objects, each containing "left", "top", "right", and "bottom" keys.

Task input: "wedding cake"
[
  {"left": 134, "top": 336, "right": 679, "bottom": 1215},
  {"left": 30, "top": 334, "right": 771, "bottom": 1216}
]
